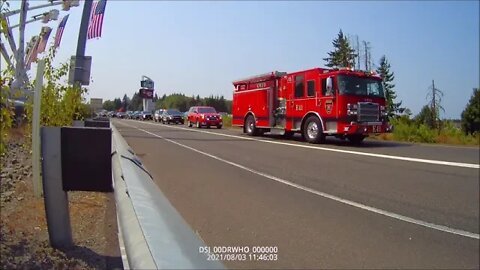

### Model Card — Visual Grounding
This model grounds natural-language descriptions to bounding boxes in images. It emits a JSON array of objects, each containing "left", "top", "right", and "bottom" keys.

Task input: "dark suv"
[
  {"left": 186, "top": 106, "right": 222, "bottom": 129},
  {"left": 161, "top": 109, "right": 184, "bottom": 124}
]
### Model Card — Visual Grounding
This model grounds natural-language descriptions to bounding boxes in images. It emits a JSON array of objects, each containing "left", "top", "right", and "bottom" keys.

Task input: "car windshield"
[
  {"left": 167, "top": 109, "right": 182, "bottom": 115},
  {"left": 337, "top": 75, "right": 385, "bottom": 98},
  {"left": 198, "top": 107, "right": 217, "bottom": 113}
]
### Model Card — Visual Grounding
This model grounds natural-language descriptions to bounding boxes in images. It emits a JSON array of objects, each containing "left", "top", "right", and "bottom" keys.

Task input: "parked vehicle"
[
  {"left": 232, "top": 68, "right": 392, "bottom": 144},
  {"left": 186, "top": 106, "right": 222, "bottom": 129},
  {"left": 154, "top": 109, "right": 165, "bottom": 122},
  {"left": 161, "top": 109, "right": 184, "bottom": 124},
  {"left": 141, "top": 111, "right": 153, "bottom": 121}
]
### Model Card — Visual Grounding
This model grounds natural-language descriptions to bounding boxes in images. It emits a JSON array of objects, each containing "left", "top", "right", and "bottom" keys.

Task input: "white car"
[{"left": 154, "top": 109, "right": 165, "bottom": 122}]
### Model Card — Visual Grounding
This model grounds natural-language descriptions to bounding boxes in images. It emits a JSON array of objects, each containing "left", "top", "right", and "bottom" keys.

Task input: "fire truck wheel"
[
  {"left": 303, "top": 116, "right": 325, "bottom": 144},
  {"left": 245, "top": 115, "right": 258, "bottom": 136},
  {"left": 347, "top": 135, "right": 365, "bottom": 145}
]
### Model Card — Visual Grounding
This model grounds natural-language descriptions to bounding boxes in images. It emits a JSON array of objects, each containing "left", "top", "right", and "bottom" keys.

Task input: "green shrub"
[
  {"left": 0, "top": 68, "right": 14, "bottom": 156},
  {"left": 388, "top": 117, "right": 479, "bottom": 145},
  {"left": 222, "top": 115, "right": 232, "bottom": 127}
]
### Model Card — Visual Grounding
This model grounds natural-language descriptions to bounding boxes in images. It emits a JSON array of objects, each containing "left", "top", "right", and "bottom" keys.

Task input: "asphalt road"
[{"left": 113, "top": 119, "right": 479, "bottom": 269}]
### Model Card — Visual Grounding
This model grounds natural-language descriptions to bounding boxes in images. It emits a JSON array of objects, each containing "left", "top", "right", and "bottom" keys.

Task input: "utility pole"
[
  {"left": 356, "top": 36, "right": 360, "bottom": 70},
  {"left": 363, "top": 41, "right": 368, "bottom": 71}
]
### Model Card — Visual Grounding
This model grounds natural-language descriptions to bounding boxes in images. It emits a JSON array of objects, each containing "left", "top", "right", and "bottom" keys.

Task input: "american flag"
[
  {"left": 36, "top": 26, "right": 52, "bottom": 53},
  {"left": 25, "top": 36, "right": 40, "bottom": 70},
  {"left": 87, "top": 0, "right": 107, "bottom": 40},
  {"left": 54, "top": 15, "right": 69, "bottom": 48}
]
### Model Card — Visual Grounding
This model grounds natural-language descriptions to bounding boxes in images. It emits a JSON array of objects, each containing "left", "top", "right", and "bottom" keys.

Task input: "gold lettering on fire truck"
[
  {"left": 325, "top": 100, "right": 333, "bottom": 114},
  {"left": 257, "top": 82, "right": 266, "bottom": 88}
]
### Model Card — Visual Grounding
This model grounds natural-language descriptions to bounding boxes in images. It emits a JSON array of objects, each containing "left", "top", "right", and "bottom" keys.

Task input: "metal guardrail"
[{"left": 111, "top": 124, "right": 225, "bottom": 269}]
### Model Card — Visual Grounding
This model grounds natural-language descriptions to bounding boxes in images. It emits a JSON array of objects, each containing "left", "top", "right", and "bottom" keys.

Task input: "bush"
[
  {"left": 388, "top": 117, "right": 479, "bottom": 145},
  {"left": 222, "top": 115, "right": 232, "bottom": 127},
  {"left": 0, "top": 61, "right": 16, "bottom": 155}
]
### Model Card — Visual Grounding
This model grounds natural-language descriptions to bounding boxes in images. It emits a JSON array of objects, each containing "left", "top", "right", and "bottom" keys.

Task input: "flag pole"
[
  {"left": 70, "top": 0, "right": 93, "bottom": 85},
  {"left": 76, "top": 0, "right": 92, "bottom": 58}
]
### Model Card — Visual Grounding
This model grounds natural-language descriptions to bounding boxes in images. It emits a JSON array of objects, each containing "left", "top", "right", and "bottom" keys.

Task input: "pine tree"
[
  {"left": 376, "top": 55, "right": 403, "bottom": 118},
  {"left": 461, "top": 88, "right": 480, "bottom": 135},
  {"left": 323, "top": 29, "right": 356, "bottom": 68},
  {"left": 122, "top": 94, "right": 129, "bottom": 110}
]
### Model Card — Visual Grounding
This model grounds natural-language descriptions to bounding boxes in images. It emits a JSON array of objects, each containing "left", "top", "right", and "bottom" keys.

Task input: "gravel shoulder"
[{"left": 1, "top": 127, "right": 122, "bottom": 269}]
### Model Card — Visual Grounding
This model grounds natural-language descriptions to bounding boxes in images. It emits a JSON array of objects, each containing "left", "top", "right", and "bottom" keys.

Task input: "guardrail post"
[{"left": 41, "top": 127, "right": 73, "bottom": 248}]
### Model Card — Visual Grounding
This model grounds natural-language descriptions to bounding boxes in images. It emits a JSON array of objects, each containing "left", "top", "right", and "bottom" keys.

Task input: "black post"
[
  {"left": 71, "top": 0, "right": 93, "bottom": 85},
  {"left": 76, "top": 0, "right": 93, "bottom": 57}
]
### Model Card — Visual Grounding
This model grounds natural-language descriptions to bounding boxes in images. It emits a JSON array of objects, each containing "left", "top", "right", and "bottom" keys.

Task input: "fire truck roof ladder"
[{"left": 233, "top": 71, "right": 287, "bottom": 84}]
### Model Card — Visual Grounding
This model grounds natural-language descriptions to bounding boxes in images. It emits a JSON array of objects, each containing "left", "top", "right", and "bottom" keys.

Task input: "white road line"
[
  {"left": 117, "top": 121, "right": 480, "bottom": 240},
  {"left": 135, "top": 120, "right": 480, "bottom": 169}
]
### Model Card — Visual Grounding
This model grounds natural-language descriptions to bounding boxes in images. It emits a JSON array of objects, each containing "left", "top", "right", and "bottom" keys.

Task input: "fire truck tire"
[
  {"left": 303, "top": 116, "right": 325, "bottom": 144},
  {"left": 244, "top": 115, "right": 258, "bottom": 136},
  {"left": 347, "top": 135, "right": 365, "bottom": 145}
]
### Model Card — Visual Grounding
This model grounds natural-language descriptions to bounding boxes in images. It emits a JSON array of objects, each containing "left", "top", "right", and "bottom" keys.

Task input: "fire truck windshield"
[{"left": 337, "top": 75, "right": 385, "bottom": 98}]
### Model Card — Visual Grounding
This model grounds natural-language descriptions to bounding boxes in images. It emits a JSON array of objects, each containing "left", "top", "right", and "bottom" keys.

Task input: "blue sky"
[{"left": 3, "top": 1, "right": 479, "bottom": 119}]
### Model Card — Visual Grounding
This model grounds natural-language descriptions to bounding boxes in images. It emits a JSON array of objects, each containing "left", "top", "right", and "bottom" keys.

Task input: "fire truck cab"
[{"left": 232, "top": 67, "right": 392, "bottom": 144}]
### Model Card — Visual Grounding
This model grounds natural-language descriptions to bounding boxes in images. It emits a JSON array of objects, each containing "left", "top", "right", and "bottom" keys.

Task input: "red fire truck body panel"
[{"left": 232, "top": 68, "right": 392, "bottom": 142}]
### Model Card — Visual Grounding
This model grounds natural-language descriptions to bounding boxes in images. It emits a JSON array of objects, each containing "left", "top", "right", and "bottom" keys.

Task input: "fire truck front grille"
[{"left": 357, "top": 102, "right": 379, "bottom": 122}]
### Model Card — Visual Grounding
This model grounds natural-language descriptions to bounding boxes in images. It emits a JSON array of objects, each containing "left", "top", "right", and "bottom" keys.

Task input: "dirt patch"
[{"left": 1, "top": 127, "right": 122, "bottom": 269}]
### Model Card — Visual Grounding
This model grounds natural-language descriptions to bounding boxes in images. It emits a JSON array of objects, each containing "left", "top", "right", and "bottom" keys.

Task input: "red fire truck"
[{"left": 232, "top": 67, "right": 393, "bottom": 144}]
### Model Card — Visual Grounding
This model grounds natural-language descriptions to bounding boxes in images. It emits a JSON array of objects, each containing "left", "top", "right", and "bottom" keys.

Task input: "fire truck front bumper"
[{"left": 343, "top": 122, "right": 393, "bottom": 135}]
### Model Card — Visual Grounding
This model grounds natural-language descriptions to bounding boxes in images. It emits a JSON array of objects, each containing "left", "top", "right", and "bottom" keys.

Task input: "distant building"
[{"left": 90, "top": 98, "right": 103, "bottom": 113}]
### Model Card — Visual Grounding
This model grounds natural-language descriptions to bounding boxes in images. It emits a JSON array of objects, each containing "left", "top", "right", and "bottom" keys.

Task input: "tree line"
[{"left": 103, "top": 93, "right": 232, "bottom": 113}]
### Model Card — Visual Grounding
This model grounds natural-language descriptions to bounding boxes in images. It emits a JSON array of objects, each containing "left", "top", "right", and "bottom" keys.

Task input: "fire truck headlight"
[{"left": 347, "top": 103, "right": 357, "bottom": 110}]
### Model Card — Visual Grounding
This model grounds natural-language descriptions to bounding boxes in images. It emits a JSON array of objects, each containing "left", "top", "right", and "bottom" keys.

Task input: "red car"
[{"left": 187, "top": 106, "right": 223, "bottom": 129}]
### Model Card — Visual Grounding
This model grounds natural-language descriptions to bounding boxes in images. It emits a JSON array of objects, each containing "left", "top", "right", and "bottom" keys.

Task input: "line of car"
[{"left": 114, "top": 106, "right": 224, "bottom": 129}]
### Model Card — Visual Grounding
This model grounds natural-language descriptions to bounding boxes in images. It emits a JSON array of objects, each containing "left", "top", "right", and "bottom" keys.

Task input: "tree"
[
  {"left": 103, "top": 100, "right": 115, "bottom": 111},
  {"left": 415, "top": 105, "right": 435, "bottom": 128},
  {"left": 461, "top": 88, "right": 480, "bottom": 135},
  {"left": 128, "top": 92, "right": 142, "bottom": 111},
  {"left": 323, "top": 29, "right": 357, "bottom": 68},
  {"left": 426, "top": 80, "right": 444, "bottom": 129},
  {"left": 113, "top": 98, "right": 122, "bottom": 111},
  {"left": 377, "top": 55, "right": 404, "bottom": 118},
  {"left": 122, "top": 94, "right": 130, "bottom": 110}
]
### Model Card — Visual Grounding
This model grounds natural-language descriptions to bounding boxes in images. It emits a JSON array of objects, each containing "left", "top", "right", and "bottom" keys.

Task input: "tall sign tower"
[{"left": 139, "top": 75, "right": 154, "bottom": 111}]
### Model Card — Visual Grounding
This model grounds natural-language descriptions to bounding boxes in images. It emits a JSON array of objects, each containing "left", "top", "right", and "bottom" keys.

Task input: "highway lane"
[{"left": 113, "top": 119, "right": 479, "bottom": 269}]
